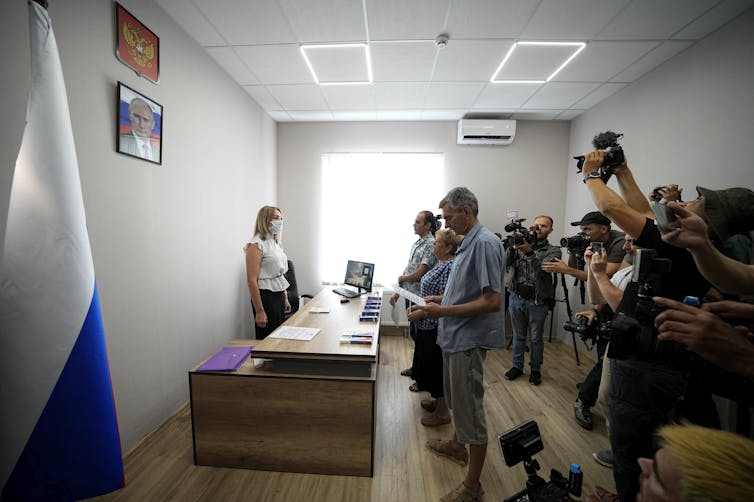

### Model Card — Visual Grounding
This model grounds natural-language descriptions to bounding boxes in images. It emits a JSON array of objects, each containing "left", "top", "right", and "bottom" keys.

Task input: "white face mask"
[{"left": 270, "top": 220, "right": 283, "bottom": 234}]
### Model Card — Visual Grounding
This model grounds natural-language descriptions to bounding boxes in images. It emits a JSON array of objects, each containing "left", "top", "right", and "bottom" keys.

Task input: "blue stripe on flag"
[{"left": 1, "top": 284, "right": 123, "bottom": 501}]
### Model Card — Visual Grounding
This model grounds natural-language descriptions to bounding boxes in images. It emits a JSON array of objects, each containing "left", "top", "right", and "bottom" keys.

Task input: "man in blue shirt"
[{"left": 416, "top": 186, "right": 505, "bottom": 502}]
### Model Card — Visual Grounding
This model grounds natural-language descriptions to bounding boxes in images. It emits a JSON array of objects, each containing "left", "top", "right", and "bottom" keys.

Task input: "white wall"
[
  {"left": 0, "top": 0, "right": 275, "bottom": 452},
  {"left": 566, "top": 8, "right": 754, "bottom": 223},
  {"left": 277, "top": 120, "right": 571, "bottom": 296}
]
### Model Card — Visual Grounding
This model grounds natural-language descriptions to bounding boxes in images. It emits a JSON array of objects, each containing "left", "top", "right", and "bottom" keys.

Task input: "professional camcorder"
[
  {"left": 500, "top": 420, "right": 582, "bottom": 502},
  {"left": 606, "top": 248, "right": 679, "bottom": 363},
  {"left": 573, "top": 131, "right": 625, "bottom": 184},
  {"left": 504, "top": 218, "right": 539, "bottom": 250},
  {"left": 607, "top": 249, "right": 754, "bottom": 403},
  {"left": 563, "top": 317, "right": 612, "bottom": 346}
]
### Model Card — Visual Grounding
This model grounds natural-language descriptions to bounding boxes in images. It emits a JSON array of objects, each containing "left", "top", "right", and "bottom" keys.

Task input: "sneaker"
[
  {"left": 529, "top": 370, "right": 542, "bottom": 386},
  {"left": 440, "top": 482, "right": 484, "bottom": 502},
  {"left": 420, "top": 398, "right": 437, "bottom": 412},
  {"left": 504, "top": 367, "right": 523, "bottom": 381},
  {"left": 574, "top": 398, "right": 593, "bottom": 430},
  {"left": 592, "top": 449, "right": 614, "bottom": 468},
  {"left": 421, "top": 414, "right": 451, "bottom": 427},
  {"left": 426, "top": 439, "right": 468, "bottom": 466}
]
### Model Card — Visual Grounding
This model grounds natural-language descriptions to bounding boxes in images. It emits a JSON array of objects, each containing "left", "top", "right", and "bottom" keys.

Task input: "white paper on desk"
[
  {"left": 309, "top": 307, "right": 330, "bottom": 313},
  {"left": 268, "top": 326, "right": 320, "bottom": 341},
  {"left": 390, "top": 283, "right": 426, "bottom": 306}
]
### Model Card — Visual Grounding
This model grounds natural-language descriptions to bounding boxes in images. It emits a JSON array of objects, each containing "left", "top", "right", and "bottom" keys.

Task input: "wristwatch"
[{"left": 583, "top": 171, "right": 603, "bottom": 183}]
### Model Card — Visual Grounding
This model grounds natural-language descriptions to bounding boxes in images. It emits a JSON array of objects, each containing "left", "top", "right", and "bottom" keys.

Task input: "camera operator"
[
  {"left": 504, "top": 215, "right": 561, "bottom": 385},
  {"left": 578, "top": 148, "right": 716, "bottom": 502},
  {"left": 541, "top": 211, "right": 625, "bottom": 282},
  {"left": 572, "top": 236, "right": 637, "bottom": 437}
]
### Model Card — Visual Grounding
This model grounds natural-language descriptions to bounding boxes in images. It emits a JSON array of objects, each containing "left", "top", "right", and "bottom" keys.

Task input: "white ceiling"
[{"left": 156, "top": 0, "right": 754, "bottom": 122}]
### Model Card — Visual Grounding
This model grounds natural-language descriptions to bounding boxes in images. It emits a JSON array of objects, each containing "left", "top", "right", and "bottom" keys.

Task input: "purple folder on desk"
[{"left": 197, "top": 346, "right": 253, "bottom": 372}]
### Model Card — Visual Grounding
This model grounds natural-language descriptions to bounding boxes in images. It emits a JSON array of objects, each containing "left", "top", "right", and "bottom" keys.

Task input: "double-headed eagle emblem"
[{"left": 122, "top": 21, "right": 154, "bottom": 69}]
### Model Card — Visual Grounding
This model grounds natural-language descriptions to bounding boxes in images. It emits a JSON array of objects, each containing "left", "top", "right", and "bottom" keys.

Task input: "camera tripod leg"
[
  {"left": 571, "top": 331, "right": 580, "bottom": 366},
  {"left": 559, "top": 273, "right": 581, "bottom": 366}
]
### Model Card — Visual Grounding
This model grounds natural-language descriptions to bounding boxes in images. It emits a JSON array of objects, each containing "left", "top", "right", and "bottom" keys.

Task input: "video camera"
[
  {"left": 573, "top": 131, "right": 625, "bottom": 184},
  {"left": 504, "top": 218, "right": 539, "bottom": 250},
  {"left": 563, "top": 317, "right": 612, "bottom": 347},
  {"left": 607, "top": 248, "right": 681, "bottom": 363},
  {"left": 499, "top": 420, "right": 582, "bottom": 502},
  {"left": 560, "top": 232, "right": 589, "bottom": 255}
]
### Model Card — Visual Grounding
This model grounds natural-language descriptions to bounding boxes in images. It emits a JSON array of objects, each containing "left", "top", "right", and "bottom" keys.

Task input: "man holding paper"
[
  {"left": 389, "top": 211, "right": 439, "bottom": 382},
  {"left": 416, "top": 187, "right": 505, "bottom": 502}
]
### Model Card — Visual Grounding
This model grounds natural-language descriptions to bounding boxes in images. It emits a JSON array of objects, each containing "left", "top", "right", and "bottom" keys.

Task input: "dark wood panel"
[{"left": 191, "top": 374, "right": 374, "bottom": 476}]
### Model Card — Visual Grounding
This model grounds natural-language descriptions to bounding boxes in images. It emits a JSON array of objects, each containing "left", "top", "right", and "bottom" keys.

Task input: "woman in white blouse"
[{"left": 244, "top": 206, "right": 290, "bottom": 339}]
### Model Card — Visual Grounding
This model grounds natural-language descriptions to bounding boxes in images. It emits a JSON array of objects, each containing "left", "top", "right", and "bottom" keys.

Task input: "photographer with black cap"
[
  {"left": 504, "top": 215, "right": 561, "bottom": 386},
  {"left": 542, "top": 211, "right": 626, "bottom": 281},
  {"left": 577, "top": 148, "right": 716, "bottom": 502}
]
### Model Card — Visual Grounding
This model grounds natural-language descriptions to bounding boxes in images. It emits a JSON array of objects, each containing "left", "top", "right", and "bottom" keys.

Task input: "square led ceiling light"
[
  {"left": 301, "top": 43, "right": 372, "bottom": 85},
  {"left": 491, "top": 42, "right": 585, "bottom": 83}
]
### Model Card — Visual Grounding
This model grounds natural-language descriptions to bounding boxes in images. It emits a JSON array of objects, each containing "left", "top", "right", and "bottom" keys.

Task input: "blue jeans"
[{"left": 509, "top": 293, "right": 548, "bottom": 372}]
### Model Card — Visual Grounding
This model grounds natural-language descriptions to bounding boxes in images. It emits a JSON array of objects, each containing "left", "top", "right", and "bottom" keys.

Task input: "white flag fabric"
[{"left": 0, "top": 2, "right": 123, "bottom": 499}]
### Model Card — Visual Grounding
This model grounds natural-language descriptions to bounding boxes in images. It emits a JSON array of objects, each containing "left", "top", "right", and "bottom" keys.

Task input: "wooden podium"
[{"left": 189, "top": 288, "right": 380, "bottom": 476}]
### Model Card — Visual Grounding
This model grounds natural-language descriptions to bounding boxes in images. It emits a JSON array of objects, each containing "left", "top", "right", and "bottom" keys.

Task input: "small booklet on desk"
[{"left": 196, "top": 346, "right": 253, "bottom": 372}]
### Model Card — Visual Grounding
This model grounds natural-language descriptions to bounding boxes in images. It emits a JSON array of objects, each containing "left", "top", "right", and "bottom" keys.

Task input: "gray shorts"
[{"left": 443, "top": 348, "right": 488, "bottom": 445}]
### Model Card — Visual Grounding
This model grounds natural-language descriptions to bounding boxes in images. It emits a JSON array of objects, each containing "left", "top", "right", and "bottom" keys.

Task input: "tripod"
[{"left": 552, "top": 272, "right": 581, "bottom": 365}]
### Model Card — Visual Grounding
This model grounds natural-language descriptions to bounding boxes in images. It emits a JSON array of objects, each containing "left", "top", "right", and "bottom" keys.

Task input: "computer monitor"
[{"left": 344, "top": 260, "right": 374, "bottom": 293}]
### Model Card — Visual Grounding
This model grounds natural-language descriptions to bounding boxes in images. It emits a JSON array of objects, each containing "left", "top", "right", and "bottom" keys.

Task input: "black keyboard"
[{"left": 333, "top": 287, "right": 362, "bottom": 298}]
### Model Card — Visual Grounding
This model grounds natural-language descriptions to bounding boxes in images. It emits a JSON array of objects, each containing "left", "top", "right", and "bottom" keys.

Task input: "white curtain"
[{"left": 320, "top": 152, "right": 444, "bottom": 287}]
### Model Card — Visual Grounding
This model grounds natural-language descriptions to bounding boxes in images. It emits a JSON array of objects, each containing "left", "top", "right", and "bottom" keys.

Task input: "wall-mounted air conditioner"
[{"left": 457, "top": 119, "right": 516, "bottom": 145}]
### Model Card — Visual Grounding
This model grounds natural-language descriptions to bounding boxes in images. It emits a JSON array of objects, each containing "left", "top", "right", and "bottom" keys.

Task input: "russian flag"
[{"left": 0, "top": 2, "right": 124, "bottom": 500}]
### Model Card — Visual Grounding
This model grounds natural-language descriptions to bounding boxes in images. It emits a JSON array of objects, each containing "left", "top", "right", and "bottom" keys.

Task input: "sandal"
[
  {"left": 409, "top": 382, "right": 420, "bottom": 392},
  {"left": 400, "top": 367, "right": 412, "bottom": 377}
]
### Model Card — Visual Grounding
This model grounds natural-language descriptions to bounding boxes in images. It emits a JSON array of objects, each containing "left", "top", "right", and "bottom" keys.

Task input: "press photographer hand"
[
  {"left": 658, "top": 202, "right": 710, "bottom": 250},
  {"left": 581, "top": 150, "right": 605, "bottom": 179},
  {"left": 588, "top": 247, "right": 608, "bottom": 275},
  {"left": 541, "top": 257, "right": 569, "bottom": 274},
  {"left": 516, "top": 240, "right": 533, "bottom": 254},
  {"left": 703, "top": 300, "right": 754, "bottom": 328},
  {"left": 575, "top": 309, "right": 598, "bottom": 325},
  {"left": 650, "top": 184, "right": 683, "bottom": 203},
  {"left": 653, "top": 296, "right": 754, "bottom": 381}
]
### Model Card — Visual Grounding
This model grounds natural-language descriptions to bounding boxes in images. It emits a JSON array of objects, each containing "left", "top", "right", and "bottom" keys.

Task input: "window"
[{"left": 320, "top": 153, "right": 444, "bottom": 287}]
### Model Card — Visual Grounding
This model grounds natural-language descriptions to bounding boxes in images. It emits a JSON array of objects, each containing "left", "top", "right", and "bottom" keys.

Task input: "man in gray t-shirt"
[{"left": 416, "top": 187, "right": 504, "bottom": 502}]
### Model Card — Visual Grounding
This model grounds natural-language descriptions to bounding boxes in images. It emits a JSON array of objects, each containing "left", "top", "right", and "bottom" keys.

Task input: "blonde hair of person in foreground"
[{"left": 637, "top": 422, "right": 754, "bottom": 502}]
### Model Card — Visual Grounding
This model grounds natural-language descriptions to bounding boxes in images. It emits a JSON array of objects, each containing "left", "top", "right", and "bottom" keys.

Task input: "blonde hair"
[
  {"left": 254, "top": 205, "right": 282, "bottom": 243},
  {"left": 658, "top": 423, "right": 754, "bottom": 501},
  {"left": 534, "top": 215, "right": 554, "bottom": 227},
  {"left": 435, "top": 228, "right": 463, "bottom": 254}
]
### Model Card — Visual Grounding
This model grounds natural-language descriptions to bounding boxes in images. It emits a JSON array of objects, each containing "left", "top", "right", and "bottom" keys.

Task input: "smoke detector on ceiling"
[{"left": 435, "top": 34, "right": 449, "bottom": 49}]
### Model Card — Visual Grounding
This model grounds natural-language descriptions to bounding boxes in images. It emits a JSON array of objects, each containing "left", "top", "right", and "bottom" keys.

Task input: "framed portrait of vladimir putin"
[{"left": 116, "top": 82, "right": 163, "bottom": 165}]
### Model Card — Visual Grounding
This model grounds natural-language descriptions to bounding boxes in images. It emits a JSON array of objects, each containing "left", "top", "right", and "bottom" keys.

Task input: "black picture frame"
[{"left": 116, "top": 81, "right": 163, "bottom": 165}]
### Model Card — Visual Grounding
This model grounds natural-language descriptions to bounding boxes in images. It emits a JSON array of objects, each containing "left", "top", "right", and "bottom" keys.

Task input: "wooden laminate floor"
[{"left": 88, "top": 335, "right": 615, "bottom": 502}]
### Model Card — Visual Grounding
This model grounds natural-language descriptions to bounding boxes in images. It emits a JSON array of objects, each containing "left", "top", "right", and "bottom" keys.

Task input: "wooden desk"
[{"left": 189, "top": 289, "right": 380, "bottom": 476}]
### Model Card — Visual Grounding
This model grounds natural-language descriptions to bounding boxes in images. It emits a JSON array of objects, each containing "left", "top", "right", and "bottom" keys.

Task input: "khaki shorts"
[{"left": 443, "top": 348, "right": 488, "bottom": 445}]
